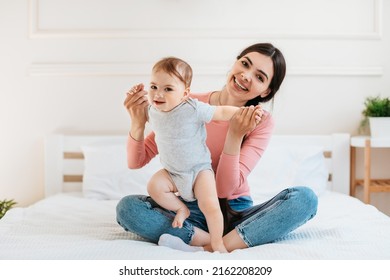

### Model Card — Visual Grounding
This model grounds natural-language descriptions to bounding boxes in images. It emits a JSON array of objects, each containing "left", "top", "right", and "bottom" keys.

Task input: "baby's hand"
[
  {"left": 254, "top": 104, "right": 264, "bottom": 125},
  {"left": 128, "top": 83, "right": 144, "bottom": 95}
]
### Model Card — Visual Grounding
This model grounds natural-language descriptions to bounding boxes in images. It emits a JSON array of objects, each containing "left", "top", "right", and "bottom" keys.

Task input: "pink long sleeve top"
[{"left": 127, "top": 92, "right": 274, "bottom": 200}]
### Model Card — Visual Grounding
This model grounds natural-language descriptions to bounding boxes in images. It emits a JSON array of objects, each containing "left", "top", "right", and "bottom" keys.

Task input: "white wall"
[{"left": 0, "top": 0, "right": 389, "bottom": 213}]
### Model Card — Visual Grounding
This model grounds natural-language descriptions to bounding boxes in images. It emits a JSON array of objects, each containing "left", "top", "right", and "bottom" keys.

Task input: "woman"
[{"left": 117, "top": 43, "right": 318, "bottom": 252}]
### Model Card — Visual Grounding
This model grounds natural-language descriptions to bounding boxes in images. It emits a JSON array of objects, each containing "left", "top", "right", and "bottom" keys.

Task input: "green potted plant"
[
  {"left": 0, "top": 199, "right": 17, "bottom": 219},
  {"left": 361, "top": 95, "right": 390, "bottom": 137}
]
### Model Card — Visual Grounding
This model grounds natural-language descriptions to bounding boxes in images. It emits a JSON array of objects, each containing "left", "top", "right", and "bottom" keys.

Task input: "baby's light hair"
[{"left": 152, "top": 57, "right": 193, "bottom": 88}]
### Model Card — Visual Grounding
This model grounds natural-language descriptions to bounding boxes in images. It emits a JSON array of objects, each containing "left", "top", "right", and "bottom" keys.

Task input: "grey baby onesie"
[{"left": 148, "top": 98, "right": 216, "bottom": 201}]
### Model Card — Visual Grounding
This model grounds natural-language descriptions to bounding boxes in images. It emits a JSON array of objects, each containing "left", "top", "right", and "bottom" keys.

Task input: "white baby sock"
[{"left": 158, "top": 234, "right": 204, "bottom": 252}]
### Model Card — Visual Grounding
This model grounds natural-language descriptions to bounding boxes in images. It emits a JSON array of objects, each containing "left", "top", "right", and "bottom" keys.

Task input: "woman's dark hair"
[{"left": 236, "top": 43, "right": 286, "bottom": 106}]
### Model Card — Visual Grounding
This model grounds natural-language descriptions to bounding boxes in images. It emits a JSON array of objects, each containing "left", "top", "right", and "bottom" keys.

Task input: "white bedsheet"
[{"left": 1, "top": 191, "right": 390, "bottom": 260}]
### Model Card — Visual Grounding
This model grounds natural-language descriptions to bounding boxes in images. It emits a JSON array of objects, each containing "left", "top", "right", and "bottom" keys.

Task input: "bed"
[{"left": 1, "top": 133, "right": 390, "bottom": 260}]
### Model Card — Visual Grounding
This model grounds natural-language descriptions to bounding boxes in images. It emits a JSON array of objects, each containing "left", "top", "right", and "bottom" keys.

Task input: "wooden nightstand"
[{"left": 350, "top": 136, "right": 390, "bottom": 204}]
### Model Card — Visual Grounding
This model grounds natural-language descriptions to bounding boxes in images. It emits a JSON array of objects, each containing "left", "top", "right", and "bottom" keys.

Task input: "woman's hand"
[
  {"left": 223, "top": 105, "right": 263, "bottom": 156},
  {"left": 229, "top": 105, "right": 263, "bottom": 138},
  {"left": 124, "top": 83, "right": 149, "bottom": 140}
]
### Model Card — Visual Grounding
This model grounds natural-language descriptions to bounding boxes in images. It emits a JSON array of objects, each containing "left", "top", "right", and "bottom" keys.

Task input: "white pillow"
[
  {"left": 81, "top": 140, "right": 328, "bottom": 200},
  {"left": 247, "top": 144, "right": 329, "bottom": 199},
  {"left": 81, "top": 143, "right": 162, "bottom": 200}
]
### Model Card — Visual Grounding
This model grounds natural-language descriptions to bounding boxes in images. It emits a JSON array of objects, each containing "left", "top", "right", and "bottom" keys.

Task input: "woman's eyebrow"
[{"left": 244, "top": 56, "right": 269, "bottom": 80}]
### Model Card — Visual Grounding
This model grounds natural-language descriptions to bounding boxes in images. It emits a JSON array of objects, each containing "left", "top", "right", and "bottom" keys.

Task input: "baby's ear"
[{"left": 182, "top": 87, "right": 190, "bottom": 100}]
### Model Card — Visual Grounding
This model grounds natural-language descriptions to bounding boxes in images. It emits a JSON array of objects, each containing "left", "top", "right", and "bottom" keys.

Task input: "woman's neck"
[{"left": 214, "top": 88, "right": 246, "bottom": 107}]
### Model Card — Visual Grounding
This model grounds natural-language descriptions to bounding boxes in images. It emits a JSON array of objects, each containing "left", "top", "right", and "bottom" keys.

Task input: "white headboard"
[{"left": 44, "top": 133, "right": 350, "bottom": 197}]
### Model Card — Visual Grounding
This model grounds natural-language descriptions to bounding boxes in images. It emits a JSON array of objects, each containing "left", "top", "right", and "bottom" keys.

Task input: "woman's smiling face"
[{"left": 226, "top": 51, "right": 274, "bottom": 104}]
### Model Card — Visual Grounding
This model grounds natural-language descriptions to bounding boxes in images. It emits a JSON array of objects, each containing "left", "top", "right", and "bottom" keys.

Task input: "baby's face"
[{"left": 149, "top": 70, "right": 189, "bottom": 112}]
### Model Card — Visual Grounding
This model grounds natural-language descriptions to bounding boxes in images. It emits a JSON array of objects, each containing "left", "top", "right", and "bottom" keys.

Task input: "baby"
[{"left": 129, "top": 57, "right": 257, "bottom": 252}]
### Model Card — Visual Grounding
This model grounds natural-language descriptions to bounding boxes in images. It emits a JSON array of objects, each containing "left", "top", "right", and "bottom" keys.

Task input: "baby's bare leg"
[
  {"left": 194, "top": 170, "right": 227, "bottom": 253},
  {"left": 147, "top": 169, "right": 190, "bottom": 228}
]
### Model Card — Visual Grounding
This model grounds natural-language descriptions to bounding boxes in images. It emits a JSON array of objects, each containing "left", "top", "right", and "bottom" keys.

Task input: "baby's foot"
[
  {"left": 158, "top": 234, "right": 204, "bottom": 252},
  {"left": 172, "top": 207, "right": 190, "bottom": 228}
]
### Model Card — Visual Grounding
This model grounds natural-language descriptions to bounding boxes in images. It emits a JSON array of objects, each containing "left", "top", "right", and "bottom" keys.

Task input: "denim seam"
[
  {"left": 236, "top": 226, "right": 252, "bottom": 247},
  {"left": 235, "top": 197, "right": 286, "bottom": 247},
  {"left": 187, "top": 225, "right": 195, "bottom": 244}
]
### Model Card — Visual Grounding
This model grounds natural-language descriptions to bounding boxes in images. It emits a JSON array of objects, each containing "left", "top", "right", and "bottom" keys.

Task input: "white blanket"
[{"left": 1, "top": 191, "right": 390, "bottom": 260}]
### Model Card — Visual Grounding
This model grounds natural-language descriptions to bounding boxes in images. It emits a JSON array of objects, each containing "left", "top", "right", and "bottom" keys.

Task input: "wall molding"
[
  {"left": 28, "top": 62, "right": 384, "bottom": 77},
  {"left": 28, "top": 0, "right": 383, "bottom": 40}
]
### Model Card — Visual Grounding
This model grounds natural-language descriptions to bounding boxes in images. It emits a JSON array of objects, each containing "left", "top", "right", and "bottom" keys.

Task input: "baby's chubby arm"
[
  {"left": 212, "top": 105, "right": 263, "bottom": 122},
  {"left": 212, "top": 105, "right": 239, "bottom": 121}
]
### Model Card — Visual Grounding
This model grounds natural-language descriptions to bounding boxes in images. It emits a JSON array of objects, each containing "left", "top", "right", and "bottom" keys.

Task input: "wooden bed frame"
[{"left": 44, "top": 133, "right": 350, "bottom": 197}]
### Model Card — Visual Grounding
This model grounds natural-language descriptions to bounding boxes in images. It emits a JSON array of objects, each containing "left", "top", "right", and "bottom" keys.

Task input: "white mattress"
[{"left": 1, "top": 191, "right": 390, "bottom": 260}]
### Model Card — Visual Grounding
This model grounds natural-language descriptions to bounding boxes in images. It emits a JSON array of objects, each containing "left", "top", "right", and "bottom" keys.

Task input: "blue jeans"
[{"left": 116, "top": 187, "right": 318, "bottom": 247}]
